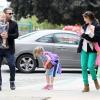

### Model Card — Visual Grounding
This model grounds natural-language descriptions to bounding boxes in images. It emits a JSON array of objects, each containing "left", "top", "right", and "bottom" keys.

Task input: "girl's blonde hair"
[
  {"left": 0, "top": 12, "right": 6, "bottom": 21},
  {"left": 33, "top": 46, "right": 44, "bottom": 58},
  {"left": 0, "top": 12, "right": 5, "bottom": 17}
]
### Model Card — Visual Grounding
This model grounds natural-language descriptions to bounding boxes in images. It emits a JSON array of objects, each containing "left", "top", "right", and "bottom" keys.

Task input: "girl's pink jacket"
[
  {"left": 94, "top": 43, "right": 100, "bottom": 66},
  {"left": 95, "top": 43, "right": 100, "bottom": 52}
]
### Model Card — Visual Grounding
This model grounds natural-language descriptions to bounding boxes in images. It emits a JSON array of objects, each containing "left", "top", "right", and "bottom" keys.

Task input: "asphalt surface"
[{"left": 0, "top": 65, "right": 100, "bottom": 100}]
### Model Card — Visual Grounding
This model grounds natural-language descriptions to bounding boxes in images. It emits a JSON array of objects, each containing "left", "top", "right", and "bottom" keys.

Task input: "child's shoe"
[
  {"left": 47, "top": 85, "right": 53, "bottom": 90},
  {"left": 43, "top": 85, "right": 49, "bottom": 90}
]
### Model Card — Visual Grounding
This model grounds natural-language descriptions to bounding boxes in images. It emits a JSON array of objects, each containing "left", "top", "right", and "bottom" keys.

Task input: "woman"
[{"left": 77, "top": 11, "right": 100, "bottom": 92}]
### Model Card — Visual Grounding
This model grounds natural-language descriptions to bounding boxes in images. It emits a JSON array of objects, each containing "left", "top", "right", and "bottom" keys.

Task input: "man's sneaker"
[{"left": 10, "top": 81, "right": 15, "bottom": 90}]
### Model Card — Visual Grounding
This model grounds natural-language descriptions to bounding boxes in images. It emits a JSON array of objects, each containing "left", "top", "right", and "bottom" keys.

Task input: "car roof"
[
  {"left": 19, "top": 29, "right": 78, "bottom": 37},
  {"left": 16, "top": 29, "right": 79, "bottom": 42}
]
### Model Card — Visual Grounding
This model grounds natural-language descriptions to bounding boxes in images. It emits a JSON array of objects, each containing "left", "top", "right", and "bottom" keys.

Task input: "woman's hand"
[
  {"left": 81, "top": 33, "right": 88, "bottom": 38},
  {"left": 88, "top": 25, "right": 95, "bottom": 34}
]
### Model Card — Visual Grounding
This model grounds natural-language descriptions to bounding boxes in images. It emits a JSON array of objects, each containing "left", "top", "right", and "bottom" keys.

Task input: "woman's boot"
[
  {"left": 82, "top": 84, "right": 89, "bottom": 92},
  {"left": 94, "top": 79, "right": 100, "bottom": 90}
]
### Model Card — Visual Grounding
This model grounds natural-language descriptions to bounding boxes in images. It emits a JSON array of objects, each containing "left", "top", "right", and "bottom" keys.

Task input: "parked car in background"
[{"left": 15, "top": 30, "right": 80, "bottom": 73}]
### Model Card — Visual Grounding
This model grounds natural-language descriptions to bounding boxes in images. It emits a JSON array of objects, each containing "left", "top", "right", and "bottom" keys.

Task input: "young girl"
[
  {"left": 33, "top": 46, "right": 61, "bottom": 90},
  {"left": 0, "top": 12, "right": 9, "bottom": 48}
]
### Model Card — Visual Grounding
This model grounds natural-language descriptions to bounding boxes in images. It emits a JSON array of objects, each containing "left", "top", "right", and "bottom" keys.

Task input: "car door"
[{"left": 53, "top": 33, "right": 80, "bottom": 68}]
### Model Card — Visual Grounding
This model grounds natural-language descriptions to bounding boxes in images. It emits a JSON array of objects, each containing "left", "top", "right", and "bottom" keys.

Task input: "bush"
[{"left": 18, "top": 16, "right": 64, "bottom": 35}]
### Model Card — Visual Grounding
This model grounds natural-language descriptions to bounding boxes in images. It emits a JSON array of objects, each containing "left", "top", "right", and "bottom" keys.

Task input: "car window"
[
  {"left": 54, "top": 33, "right": 80, "bottom": 45},
  {"left": 18, "top": 32, "right": 36, "bottom": 40},
  {"left": 36, "top": 34, "right": 53, "bottom": 43}
]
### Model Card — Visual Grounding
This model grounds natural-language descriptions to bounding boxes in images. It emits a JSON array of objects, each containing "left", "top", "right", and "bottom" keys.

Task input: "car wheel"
[{"left": 16, "top": 54, "right": 36, "bottom": 73}]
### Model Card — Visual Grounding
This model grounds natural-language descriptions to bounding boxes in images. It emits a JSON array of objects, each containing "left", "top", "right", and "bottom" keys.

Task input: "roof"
[{"left": 16, "top": 29, "right": 79, "bottom": 43}]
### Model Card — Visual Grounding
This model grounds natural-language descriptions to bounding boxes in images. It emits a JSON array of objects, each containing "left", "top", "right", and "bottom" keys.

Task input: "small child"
[
  {"left": 33, "top": 46, "right": 61, "bottom": 90},
  {"left": 0, "top": 12, "right": 9, "bottom": 49}
]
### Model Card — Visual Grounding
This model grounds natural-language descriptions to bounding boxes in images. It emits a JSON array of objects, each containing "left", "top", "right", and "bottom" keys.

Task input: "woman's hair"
[
  {"left": 83, "top": 11, "right": 99, "bottom": 24},
  {"left": 83, "top": 11, "right": 96, "bottom": 21},
  {"left": 33, "top": 46, "right": 44, "bottom": 58}
]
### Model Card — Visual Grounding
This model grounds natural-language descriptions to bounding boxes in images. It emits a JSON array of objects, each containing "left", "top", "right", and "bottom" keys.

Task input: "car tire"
[{"left": 16, "top": 54, "right": 36, "bottom": 73}]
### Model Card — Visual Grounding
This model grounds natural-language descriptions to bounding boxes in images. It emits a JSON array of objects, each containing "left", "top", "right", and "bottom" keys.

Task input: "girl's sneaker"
[
  {"left": 43, "top": 85, "right": 49, "bottom": 90},
  {"left": 43, "top": 85, "right": 53, "bottom": 90},
  {"left": 47, "top": 85, "right": 53, "bottom": 90}
]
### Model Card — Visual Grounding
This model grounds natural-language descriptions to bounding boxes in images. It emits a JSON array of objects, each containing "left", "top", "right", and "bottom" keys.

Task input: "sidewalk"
[{"left": 0, "top": 76, "right": 100, "bottom": 100}]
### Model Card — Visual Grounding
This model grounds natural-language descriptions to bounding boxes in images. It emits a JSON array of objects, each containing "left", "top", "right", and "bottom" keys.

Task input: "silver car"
[{"left": 15, "top": 30, "right": 80, "bottom": 73}]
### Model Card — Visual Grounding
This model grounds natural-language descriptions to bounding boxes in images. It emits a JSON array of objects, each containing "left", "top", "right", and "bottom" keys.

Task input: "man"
[{"left": 0, "top": 8, "right": 19, "bottom": 91}]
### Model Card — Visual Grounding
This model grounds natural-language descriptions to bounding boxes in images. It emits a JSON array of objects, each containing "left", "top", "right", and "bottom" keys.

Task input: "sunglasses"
[{"left": 6, "top": 13, "right": 14, "bottom": 15}]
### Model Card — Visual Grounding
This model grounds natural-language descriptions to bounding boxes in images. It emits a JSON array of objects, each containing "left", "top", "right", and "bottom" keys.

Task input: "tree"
[{"left": 7, "top": 0, "right": 100, "bottom": 25}]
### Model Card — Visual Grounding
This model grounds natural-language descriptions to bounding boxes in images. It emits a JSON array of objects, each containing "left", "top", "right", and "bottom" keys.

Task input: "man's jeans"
[{"left": 0, "top": 49, "right": 16, "bottom": 85}]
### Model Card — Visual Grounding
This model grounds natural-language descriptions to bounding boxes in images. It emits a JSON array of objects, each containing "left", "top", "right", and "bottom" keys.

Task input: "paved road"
[
  {"left": 0, "top": 65, "right": 100, "bottom": 100},
  {"left": 1, "top": 65, "right": 81, "bottom": 90}
]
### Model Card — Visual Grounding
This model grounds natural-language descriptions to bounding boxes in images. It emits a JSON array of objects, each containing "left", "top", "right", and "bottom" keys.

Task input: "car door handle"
[{"left": 57, "top": 46, "right": 66, "bottom": 49}]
